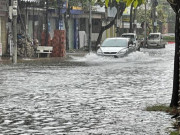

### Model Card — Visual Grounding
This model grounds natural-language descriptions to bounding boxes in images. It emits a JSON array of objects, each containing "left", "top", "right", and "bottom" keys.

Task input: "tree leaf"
[
  {"left": 133, "top": 0, "right": 138, "bottom": 8},
  {"left": 105, "top": 0, "right": 109, "bottom": 7},
  {"left": 126, "top": 0, "right": 134, "bottom": 7}
]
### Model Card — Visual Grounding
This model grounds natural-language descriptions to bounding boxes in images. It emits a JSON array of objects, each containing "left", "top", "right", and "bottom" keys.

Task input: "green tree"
[
  {"left": 136, "top": 2, "right": 169, "bottom": 34},
  {"left": 136, "top": 5, "right": 151, "bottom": 33},
  {"left": 95, "top": 0, "right": 145, "bottom": 49}
]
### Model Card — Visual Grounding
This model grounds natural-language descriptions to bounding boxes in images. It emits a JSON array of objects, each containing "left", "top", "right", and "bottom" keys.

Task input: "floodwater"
[{"left": 0, "top": 44, "right": 176, "bottom": 134}]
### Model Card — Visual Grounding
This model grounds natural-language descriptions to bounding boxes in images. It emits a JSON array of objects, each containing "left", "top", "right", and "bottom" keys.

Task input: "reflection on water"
[{"left": 0, "top": 44, "right": 175, "bottom": 134}]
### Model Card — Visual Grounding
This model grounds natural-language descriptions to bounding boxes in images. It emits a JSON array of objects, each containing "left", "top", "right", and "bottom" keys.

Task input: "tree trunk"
[
  {"left": 129, "top": 3, "right": 133, "bottom": 33},
  {"left": 95, "top": 14, "right": 117, "bottom": 48},
  {"left": 95, "top": 3, "right": 126, "bottom": 50},
  {"left": 133, "top": 8, "right": 137, "bottom": 33},
  {"left": 170, "top": 13, "right": 180, "bottom": 107},
  {"left": 64, "top": 2, "right": 70, "bottom": 51},
  {"left": 167, "top": 0, "right": 180, "bottom": 107}
]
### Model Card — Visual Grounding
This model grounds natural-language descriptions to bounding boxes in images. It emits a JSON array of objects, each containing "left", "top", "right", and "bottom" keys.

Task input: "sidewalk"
[{"left": 0, "top": 50, "right": 89, "bottom": 65}]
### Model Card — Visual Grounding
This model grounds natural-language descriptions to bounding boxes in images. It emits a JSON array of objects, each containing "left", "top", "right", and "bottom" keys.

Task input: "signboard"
[
  {"left": 107, "top": 7, "right": 117, "bottom": 17},
  {"left": 108, "top": 7, "right": 130, "bottom": 17},
  {"left": 72, "top": 6, "right": 82, "bottom": 10},
  {"left": 0, "top": 43, "right": 2, "bottom": 56},
  {"left": 123, "top": 17, "right": 130, "bottom": 22}
]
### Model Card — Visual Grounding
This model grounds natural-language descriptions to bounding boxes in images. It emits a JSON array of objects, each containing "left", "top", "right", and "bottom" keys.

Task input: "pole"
[
  {"left": 89, "top": 0, "right": 92, "bottom": 53},
  {"left": 65, "top": 0, "right": 69, "bottom": 50},
  {"left": 45, "top": 0, "right": 48, "bottom": 46},
  {"left": 152, "top": 0, "right": 158, "bottom": 32},
  {"left": 33, "top": 3, "right": 35, "bottom": 42},
  {"left": 12, "top": 0, "right": 18, "bottom": 64},
  {"left": 144, "top": 0, "right": 147, "bottom": 47},
  {"left": 58, "top": 0, "right": 61, "bottom": 29},
  {"left": 152, "top": 0, "right": 156, "bottom": 32}
]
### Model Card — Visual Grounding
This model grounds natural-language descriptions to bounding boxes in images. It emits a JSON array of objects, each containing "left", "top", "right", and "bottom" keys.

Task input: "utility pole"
[
  {"left": 58, "top": 0, "right": 62, "bottom": 30},
  {"left": 12, "top": 0, "right": 18, "bottom": 64},
  {"left": 45, "top": 0, "right": 48, "bottom": 46},
  {"left": 144, "top": 0, "right": 147, "bottom": 47},
  {"left": 116, "top": 6, "right": 120, "bottom": 37},
  {"left": 152, "top": 0, "right": 158, "bottom": 32},
  {"left": 64, "top": 0, "right": 69, "bottom": 50},
  {"left": 89, "top": 0, "right": 92, "bottom": 53},
  {"left": 133, "top": 8, "right": 137, "bottom": 34},
  {"left": 33, "top": 3, "right": 35, "bottom": 42}
]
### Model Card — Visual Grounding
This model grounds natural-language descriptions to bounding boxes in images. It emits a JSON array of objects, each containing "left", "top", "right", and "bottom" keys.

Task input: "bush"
[{"left": 163, "top": 36, "right": 175, "bottom": 42}]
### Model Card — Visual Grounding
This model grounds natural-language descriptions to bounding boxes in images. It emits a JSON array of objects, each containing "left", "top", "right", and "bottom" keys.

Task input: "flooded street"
[{"left": 0, "top": 44, "right": 175, "bottom": 134}]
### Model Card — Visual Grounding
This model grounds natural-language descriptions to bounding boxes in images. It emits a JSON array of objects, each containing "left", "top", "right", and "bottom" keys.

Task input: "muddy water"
[{"left": 0, "top": 44, "right": 175, "bottom": 134}]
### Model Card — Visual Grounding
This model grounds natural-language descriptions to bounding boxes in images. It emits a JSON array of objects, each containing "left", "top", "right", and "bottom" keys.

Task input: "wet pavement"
[{"left": 0, "top": 44, "right": 176, "bottom": 134}]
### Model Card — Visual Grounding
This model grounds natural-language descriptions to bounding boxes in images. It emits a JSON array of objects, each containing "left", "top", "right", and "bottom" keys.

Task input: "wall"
[{"left": 0, "top": 16, "right": 7, "bottom": 55}]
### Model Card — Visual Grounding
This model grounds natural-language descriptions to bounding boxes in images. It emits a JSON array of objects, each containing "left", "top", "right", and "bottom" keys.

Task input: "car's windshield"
[
  {"left": 101, "top": 38, "right": 128, "bottom": 47},
  {"left": 148, "top": 34, "right": 160, "bottom": 39},
  {"left": 122, "top": 35, "right": 135, "bottom": 41}
]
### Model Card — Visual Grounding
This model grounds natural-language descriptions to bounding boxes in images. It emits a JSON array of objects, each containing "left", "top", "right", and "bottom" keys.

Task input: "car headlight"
[
  {"left": 97, "top": 48, "right": 103, "bottom": 55},
  {"left": 117, "top": 48, "right": 127, "bottom": 54}
]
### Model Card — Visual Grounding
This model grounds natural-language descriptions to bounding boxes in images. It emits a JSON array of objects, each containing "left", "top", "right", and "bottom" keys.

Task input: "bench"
[{"left": 36, "top": 46, "right": 53, "bottom": 58}]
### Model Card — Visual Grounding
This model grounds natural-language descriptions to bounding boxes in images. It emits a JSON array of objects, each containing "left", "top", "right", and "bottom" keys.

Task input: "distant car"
[
  {"left": 147, "top": 33, "right": 166, "bottom": 48},
  {"left": 97, "top": 37, "right": 136, "bottom": 58},
  {"left": 121, "top": 33, "right": 141, "bottom": 51}
]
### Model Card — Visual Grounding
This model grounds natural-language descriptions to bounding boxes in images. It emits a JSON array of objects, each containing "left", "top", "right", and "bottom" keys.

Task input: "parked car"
[
  {"left": 147, "top": 33, "right": 166, "bottom": 48},
  {"left": 121, "top": 33, "right": 141, "bottom": 51},
  {"left": 97, "top": 37, "right": 136, "bottom": 58}
]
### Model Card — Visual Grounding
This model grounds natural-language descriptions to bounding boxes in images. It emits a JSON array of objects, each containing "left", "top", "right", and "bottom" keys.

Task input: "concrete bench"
[{"left": 36, "top": 46, "right": 53, "bottom": 58}]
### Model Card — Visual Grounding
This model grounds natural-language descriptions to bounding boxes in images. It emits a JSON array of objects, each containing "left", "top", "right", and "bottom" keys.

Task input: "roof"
[
  {"left": 149, "top": 33, "right": 161, "bottom": 35},
  {"left": 21, "top": 0, "right": 40, "bottom": 2},
  {"left": 105, "top": 37, "right": 130, "bottom": 41},
  {"left": 122, "top": 33, "right": 136, "bottom": 35}
]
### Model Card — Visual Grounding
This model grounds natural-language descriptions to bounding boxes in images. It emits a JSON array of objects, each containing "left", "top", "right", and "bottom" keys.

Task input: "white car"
[
  {"left": 97, "top": 37, "right": 136, "bottom": 58},
  {"left": 147, "top": 33, "right": 166, "bottom": 48},
  {"left": 121, "top": 33, "right": 140, "bottom": 51}
]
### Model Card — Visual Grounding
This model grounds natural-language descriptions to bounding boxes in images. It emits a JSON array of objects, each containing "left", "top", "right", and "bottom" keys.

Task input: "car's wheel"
[{"left": 137, "top": 47, "right": 140, "bottom": 51}]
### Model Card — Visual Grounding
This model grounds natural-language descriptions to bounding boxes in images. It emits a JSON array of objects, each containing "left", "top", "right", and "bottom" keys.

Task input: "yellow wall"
[
  {"left": 0, "top": 16, "right": 7, "bottom": 55},
  {"left": 106, "top": 25, "right": 116, "bottom": 38}
]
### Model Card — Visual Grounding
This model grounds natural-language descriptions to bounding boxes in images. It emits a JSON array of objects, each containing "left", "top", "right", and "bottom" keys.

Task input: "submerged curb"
[{"left": 0, "top": 52, "right": 89, "bottom": 65}]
